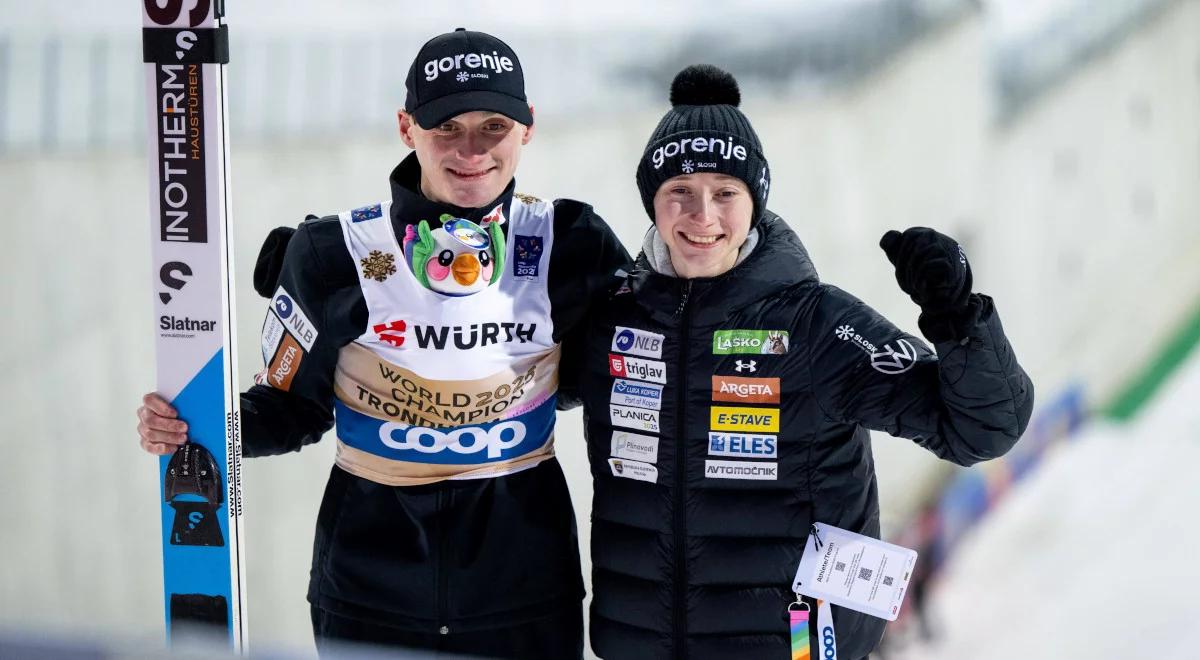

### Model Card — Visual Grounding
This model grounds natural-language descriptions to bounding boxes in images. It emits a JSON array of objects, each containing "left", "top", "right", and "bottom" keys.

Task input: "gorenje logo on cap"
[
  {"left": 424, "top": 51, "right": 515, "bottom": 82},
  {"left": 652, "top": 135, "right": 747, "bottom": 170}
]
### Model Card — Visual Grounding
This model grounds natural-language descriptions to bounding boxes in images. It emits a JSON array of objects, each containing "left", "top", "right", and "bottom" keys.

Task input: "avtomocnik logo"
[
  {"left": 274, "top": 295, "right": 294, "bottom": 320},
  {"left": 615, "top": 329, "right": 635, "bottom": 351}
]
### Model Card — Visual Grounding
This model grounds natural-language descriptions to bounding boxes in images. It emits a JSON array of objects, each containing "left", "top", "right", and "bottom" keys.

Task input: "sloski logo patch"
[{"left": 834, "top": 325, "right": 918, "bottom": 374}]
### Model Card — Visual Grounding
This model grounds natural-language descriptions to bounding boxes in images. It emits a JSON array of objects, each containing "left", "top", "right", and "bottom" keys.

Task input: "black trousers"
[{"left": 311, "top": 605, "right": 583, "bottom": 659}]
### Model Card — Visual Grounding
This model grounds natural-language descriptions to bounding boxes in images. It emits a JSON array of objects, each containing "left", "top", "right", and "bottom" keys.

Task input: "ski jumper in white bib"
[{"left": 333, "top": 197, "right": 558, "bottom": 486}]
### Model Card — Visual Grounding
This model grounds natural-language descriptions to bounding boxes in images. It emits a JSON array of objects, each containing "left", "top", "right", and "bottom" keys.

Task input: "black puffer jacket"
[{"left": 568, "top": 214, "right": 1033, "bottom": 660}]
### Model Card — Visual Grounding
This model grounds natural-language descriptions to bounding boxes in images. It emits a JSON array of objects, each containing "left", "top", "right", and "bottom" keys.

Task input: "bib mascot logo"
[{"left": 403, "top": 211, "right": 505, "bottom": 296}]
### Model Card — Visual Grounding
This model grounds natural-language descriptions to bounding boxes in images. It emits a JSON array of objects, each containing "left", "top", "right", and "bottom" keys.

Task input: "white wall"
[{"left": 1, "top": 2, "right": 1198, "bottom": 654}]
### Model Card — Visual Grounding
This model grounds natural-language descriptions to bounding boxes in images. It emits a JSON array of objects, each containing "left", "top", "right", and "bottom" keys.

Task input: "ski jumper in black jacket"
[
  {"left": 241, "top": 152, "right": 629, "bottom": 656},
  {"left": 565, "top": 212, "right": 1034, "bottom": 660}
]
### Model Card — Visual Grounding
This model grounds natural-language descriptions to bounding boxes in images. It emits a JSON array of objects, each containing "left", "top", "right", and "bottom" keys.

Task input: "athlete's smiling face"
[
  {"left": 653, "top": 173, "right": 754, "bottom": 279},
  {"left": 399, "top": 109, "right": 534, "bottom": 209}
]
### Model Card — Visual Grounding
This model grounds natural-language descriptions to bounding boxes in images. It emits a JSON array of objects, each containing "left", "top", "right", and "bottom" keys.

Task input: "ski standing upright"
[{"left": 141, "top": 0, "right": 247, "bottom": 650}]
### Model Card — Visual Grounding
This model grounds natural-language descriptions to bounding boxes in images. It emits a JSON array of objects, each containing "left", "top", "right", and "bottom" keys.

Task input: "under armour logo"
[{"left": 735, "top": 360, "right": 757, "bottom": 373}]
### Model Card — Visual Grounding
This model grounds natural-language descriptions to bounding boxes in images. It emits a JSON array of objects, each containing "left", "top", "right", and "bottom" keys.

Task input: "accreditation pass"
[{"left": 792, "top": 522, "right": 918, "bottom": 621}]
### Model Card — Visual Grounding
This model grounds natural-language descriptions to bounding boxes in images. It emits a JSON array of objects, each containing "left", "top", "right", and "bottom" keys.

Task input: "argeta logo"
[{"left": 424, "top": 51, "right": 514, "bottom": 82}]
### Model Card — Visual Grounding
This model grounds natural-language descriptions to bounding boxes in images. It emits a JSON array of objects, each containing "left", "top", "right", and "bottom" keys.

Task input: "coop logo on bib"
[{"left": 379, "top": 420, "right": 526, "bottom": 459}]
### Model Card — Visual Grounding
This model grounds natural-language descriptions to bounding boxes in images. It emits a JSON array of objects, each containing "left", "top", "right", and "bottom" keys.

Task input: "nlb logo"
[
  {"left": 424, "top": 51, "right": 515, "bottom": 82},
  {"left": 608, "top": 354, "right": 667, "bottom": 384},
  {"left": 711, "top": 376, "right": 780, "bottom": 404},
  {"left": 652, "top": 135, "right": 747, "bottom": 170},
  {"left": 378, "top": 421, "right": 526, "bottom": 459},
  {"left": 611, "top": 326, "right": 664, "bottom": 359},
  {"left": 273, "top": 286, "right": 318, "bottom": 351},
  {"left": 710, "top": 406, "right": 780, "bottom": 432}
]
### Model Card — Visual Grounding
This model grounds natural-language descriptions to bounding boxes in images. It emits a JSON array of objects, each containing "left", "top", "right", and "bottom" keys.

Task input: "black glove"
[
  {"left": 252, "top": 226, "right": 295, "bottom": 297},
  {"left": 879, "top": 227, "right": 976, "bottom": 342}
]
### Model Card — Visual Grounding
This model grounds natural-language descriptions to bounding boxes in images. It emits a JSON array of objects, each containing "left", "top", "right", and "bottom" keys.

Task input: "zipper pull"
[{"left": 674, "top": 281, "right": 692, "bottom": 317}]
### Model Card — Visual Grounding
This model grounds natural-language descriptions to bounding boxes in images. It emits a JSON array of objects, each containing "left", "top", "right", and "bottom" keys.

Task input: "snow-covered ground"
[{"left": 886, "top": 346, "right": 1200, "bottom": 659}]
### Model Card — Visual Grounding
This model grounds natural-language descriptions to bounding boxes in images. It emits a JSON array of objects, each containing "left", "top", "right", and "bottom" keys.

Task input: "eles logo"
[{"left": 378, "top": 421, "right": 526, "bottom": 459}]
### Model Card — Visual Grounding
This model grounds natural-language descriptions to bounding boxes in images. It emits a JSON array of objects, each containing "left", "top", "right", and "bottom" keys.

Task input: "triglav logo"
[
  {"left": 652, "top": 135, "right": 747, "bottom": 170},
  {"left": 424, "top": 51, "right": 515, "bottom": 82}
]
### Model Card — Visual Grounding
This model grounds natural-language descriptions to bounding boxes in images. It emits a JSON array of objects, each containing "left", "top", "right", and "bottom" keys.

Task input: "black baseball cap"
[{"left": 404, "top": 28, "right": 532, "bottom": 129}]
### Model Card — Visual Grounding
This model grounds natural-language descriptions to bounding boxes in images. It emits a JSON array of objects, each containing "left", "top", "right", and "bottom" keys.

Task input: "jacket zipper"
[
  {"left": 437, "top": 488, "right": 450, "bottom": 636},
  {"left": 673, "top": 280, "right": 692, "bottom": 660}
]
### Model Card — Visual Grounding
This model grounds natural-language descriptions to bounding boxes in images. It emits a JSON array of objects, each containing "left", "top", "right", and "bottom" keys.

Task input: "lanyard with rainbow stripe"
[
  {"left": 789, "top": 600, "right": 812, "bottom": 660},
  {"left": 790, "top": 597, "right": 838, "bottom": 660}
]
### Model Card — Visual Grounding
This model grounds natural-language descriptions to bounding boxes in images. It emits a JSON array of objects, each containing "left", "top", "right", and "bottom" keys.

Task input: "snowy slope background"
[{"left": 887, "top": 344, "right": 1200, "bottom": 660}]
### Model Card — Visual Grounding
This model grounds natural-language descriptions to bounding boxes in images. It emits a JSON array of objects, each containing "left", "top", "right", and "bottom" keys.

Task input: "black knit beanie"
[{"left": 636, "top": 64, "right": 770, "bottom": 227}]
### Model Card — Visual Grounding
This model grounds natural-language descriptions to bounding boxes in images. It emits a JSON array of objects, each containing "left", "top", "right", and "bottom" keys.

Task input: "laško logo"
[
  {"left": 373, "top": 319, "right": 535, "bottom": 350},
  {"left": 651, "top": 135, "right": 747, "bottom": 170},
  {"left": 424, "top": 51, "right": 515, "bottom": 82}
]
